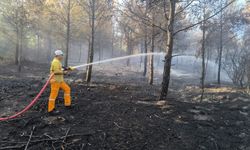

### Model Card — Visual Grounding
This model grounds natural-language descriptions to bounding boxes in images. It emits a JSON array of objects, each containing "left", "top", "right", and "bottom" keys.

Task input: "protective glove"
[
  {"left": 63, "top": 66, "right": 75, "bottom": 71},
  {"left": 68, "top": 66, "right": 75, "bottom": 71}
]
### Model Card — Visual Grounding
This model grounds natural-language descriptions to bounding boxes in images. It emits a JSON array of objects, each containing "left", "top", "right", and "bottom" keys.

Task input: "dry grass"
[{"left": 205, "top": 87, "right": 248, "bottom": 94}]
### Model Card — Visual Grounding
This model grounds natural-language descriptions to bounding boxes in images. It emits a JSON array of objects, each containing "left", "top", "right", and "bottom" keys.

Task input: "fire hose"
[{"left": 0, "top": 74, "right": 54, "bottom": 121}]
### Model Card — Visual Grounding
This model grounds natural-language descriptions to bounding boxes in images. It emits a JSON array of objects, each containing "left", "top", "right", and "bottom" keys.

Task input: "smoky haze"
[{"left": 0, "top": 0, "right": 249, "bottom": 88}]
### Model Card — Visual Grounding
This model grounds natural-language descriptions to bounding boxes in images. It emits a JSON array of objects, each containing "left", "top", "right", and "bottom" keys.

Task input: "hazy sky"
[
  {"left": 238, "top": 0, "right": 246, "bottom": 4},
  {"left": 117, "top": 0, "right": 246, "bottom": 7},
  {"left": 237, "top": 0, "right": 246, "bottom": 6}
]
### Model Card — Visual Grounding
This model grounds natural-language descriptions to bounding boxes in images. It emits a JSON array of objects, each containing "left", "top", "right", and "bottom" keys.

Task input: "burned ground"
[{"left": 0, "top": 64, "right": 250, "bottom": 150}]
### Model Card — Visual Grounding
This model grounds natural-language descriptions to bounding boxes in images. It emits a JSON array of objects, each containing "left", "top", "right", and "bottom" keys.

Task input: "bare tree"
[
  {"left": 217, "top": 0, "right": 224, "bottom": 85},
  {"left": 148, "top": 11, "right": 155, "bottom": 85},
  {"left": 160, "top": 0, "right": 176, "bottom": 99},
  {"left": 86, "top": 0, "right": 96, "bottom": 83},
  {"left": 200, "top": 6, "right": 207, "bottom": 101},
  {"left": 78, "top": 0, "right": 113, "bottom": 82},
  {"left": 143, "top": 0, "right": 149, "bottom": 77},
  {"left": 0, "top": 0, "right": 27, "bottom": 72},
  {"left": 65, "top": 0, "right": 72, "bottom": 67}
]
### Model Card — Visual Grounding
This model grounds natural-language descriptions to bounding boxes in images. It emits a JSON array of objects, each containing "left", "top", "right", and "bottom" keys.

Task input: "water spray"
[{"left": 72, "top": 52, "right": 165, "bottom": 69}]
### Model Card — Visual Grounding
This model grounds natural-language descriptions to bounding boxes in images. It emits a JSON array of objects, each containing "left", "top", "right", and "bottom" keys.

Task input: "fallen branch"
[
  {"left": 0, "top": 145, "right": 25, "bottom": 150},
  {"left": 114, "top": 122, "right": 126, "bottom": 129},
  {"left": 43, "top": 133, "right": 54, "bottom": 139},
  {"left": 24, "top": 126, "right": 36, "bottom": 150},
  {"left": 61, "top": 128, "right": 71, "bottom": 150},
  {"left": 80, "top": 143, "right": 86, "bottom": 150},
  {"left": 0, "top": 132, "right": 95, "bottom": 147},
  {"left": 63, "top": 128, "right": 71, "bottom": 143}
]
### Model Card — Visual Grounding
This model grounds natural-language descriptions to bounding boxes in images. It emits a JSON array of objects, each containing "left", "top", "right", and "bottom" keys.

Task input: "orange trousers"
[{"left": 48, "top": 81, "right": 71, "bottom": 112}]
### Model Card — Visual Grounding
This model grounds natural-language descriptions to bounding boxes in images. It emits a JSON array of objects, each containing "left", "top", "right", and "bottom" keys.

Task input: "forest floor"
[{"left": 0, "top": 62, "right": 250, "bottom": 150}]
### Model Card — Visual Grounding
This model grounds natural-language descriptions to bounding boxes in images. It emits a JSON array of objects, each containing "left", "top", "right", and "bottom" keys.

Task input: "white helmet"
[{"left": 55, "top": 50, "right": 64, "bottom": 56}]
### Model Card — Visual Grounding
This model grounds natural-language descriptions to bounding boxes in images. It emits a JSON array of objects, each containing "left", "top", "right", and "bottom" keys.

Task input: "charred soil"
[{"left": 0, "top": 64, "right": 250, "bottom": 150}]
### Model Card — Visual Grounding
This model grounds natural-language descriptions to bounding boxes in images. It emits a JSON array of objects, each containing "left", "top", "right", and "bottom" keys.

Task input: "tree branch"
[
  {"left": 175, "top": 0, "right": 195, "bottom": 16},
  {"left": 173, "top": 0, "right": 236, "bottom": 36}
]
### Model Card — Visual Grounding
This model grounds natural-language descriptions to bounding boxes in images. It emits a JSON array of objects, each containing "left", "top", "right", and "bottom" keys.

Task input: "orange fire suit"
[{"left": 48, "top": 58, "right": 71, "bottom": 112}]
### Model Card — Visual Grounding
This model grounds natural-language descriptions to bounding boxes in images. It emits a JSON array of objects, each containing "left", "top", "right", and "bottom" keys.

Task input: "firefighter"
[{"left": 48, "top": 50, "right": 74, "bottom": 113}]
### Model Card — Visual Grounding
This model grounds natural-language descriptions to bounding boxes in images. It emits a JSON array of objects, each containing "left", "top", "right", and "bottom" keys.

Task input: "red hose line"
[{"left": 0, "top": 74, "right": 54, "bottom": 121}]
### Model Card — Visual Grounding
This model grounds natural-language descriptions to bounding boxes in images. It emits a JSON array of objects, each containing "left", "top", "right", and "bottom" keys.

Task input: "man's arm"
[{"left": 52, "top": 62, "right": 64, "bottom": 75}]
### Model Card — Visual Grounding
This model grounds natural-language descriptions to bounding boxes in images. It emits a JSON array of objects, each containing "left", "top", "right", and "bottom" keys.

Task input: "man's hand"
[
  {"left": 63, "top": 66, "right": 75, "bottom": 71},
  {"left": 68, "top": 66, "right": 75, "bottom": 71},
  {"left": 63, "top": 71, "right": 69, "bottom": 74}
]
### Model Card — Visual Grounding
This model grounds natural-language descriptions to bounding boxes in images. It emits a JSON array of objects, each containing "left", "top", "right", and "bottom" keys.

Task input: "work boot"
[
  {"left": 48, "top": 110, "right": 60, "bottom": 116},
  {"left": 65, "top": 105, "right": 73, "bottom": 110}
]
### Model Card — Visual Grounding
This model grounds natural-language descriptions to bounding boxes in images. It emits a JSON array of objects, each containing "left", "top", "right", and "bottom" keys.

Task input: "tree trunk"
[
  {"left": 217, "top": 2, "right": 223, "bottom": 85},
  {"left": 15, "top": 28, "right": 19, "bottom": 65},
  {"left": 98, "top": 37, "right": 101, "bottom": 61},
  {"left": 160, "top": 0, "right": 176, "bottom": 99},
  {"left": 47, "top": 34, "right": 52, "bottom": 63},
  {"left": 140, "top": 40, "right": 144, "bottom": 68},
  {"left": 143, "top": 2, "right": 148, "bottom": 76},
  {"left": 86, "top": 0, "right": 95, "bottom": 83},
  {"left": 101, "top": 43, "right": 103, "bottom": 60},
  {"left": 46, "top": 19, "right": 53, "bottom": 63},
  {"left": 126, "top": 32, "right": 131, "bottom": 66},
  {"left": 201, "top": 7, "right": 206, "bottom": 102},
  {"left": 148, "top": 43, "right": 154, "bottom": 85},
  {"left": 15, "top": 8, "right": 19, "bottom": 66},
  {"left": 143, "top": 31, "right": 148, "bottom": 76},
  {"left": 37, "top": 34, "right": 40, "bottom": 62},
  {"left": 18, "top": 0, "right": 24, "bottom": 72},
  {"left": 18, "top": 25, "right": 23, "bottom": 72},
  {"left": 148, "top": 13, "right": 155, "bottom": 85},
  {"left": 85, "top": 37, "right": 91, "bottom": 80},
  {"left": 111, "top": 24, "right": 114, "bottom": 58},
  {"left": 65, "top": 0, "right": 71, "bottom": 67},
  {"left": 78, "top": 43, "right": 82, "bottom": 63}
]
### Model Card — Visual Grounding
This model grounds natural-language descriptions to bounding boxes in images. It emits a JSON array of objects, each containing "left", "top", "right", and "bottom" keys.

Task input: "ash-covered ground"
[{"left": 0, "top": 63, "right": 250, "bottom": 150}]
